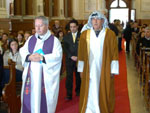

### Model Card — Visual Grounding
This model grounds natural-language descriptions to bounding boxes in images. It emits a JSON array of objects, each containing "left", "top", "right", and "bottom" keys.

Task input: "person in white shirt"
[{"left": 3, "top": 39, "right": 23, "bottom": 84}]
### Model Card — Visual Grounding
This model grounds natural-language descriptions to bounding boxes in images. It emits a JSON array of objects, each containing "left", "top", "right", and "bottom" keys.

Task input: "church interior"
[{"left": 0, "top": 0, "right": 150, "bottom": 113}]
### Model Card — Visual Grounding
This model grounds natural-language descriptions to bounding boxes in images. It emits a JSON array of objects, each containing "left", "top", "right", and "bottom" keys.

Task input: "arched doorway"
[
  {"left": 109, "top": 0, "right": 128, "bottom": 28},
  {"left": 106, "top": 0, "right": 132, "bottom": 26}
]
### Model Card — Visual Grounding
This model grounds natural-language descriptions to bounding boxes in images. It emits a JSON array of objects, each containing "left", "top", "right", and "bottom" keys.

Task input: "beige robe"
[{"left": 78, "top": 28, "right": 119, "bottom": 113}]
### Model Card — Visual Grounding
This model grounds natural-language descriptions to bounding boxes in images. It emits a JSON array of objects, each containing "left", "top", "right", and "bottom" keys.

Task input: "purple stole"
[{"left": 22, "top": 35, "right": 54, "bottom": 113}]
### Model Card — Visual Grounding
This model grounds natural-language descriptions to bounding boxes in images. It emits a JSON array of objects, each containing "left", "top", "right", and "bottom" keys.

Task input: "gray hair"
[{"left": 35, "top": 16, "right": 49, "bottom": 25}]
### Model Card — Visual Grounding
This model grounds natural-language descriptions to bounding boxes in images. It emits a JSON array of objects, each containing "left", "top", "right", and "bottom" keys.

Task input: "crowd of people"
[{"left": 0, "top": 10, "right": 149, "bottom": 113}]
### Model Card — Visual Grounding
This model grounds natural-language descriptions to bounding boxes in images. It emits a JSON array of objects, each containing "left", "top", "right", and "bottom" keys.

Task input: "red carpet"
[
  {"left": 56, "top": 49, "right": 130, "bottom": 113},
  {"left": 56, "top": 76, "right": 79, "bottom": 113},
  {"left": 114, "top": 50, "right": 130, "bottom": 113}
]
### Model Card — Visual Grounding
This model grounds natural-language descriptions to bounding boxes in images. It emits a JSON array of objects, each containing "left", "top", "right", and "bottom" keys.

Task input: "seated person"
[
  {"left": 138, "top": 31, "right": 145, "bottom": 40},
  {"left": 17, "top": 33, "right": 24, "bottom": 48},
  {"left": 0, "top": 45, "right": 3, "bottom": 98},
  {"left": 136, "top": 27, "right": 150, "bottom": 55},
  {"left": 2, "top": 39, "right": 23, "bottom": 85},
  {"left": 57, "top": 30, "right": 64, "bottom": 44},
  {"left": 0, "top": 33, "right": 8, "bottom": 54},
  {"left": 52, "top": 20, "right": 63, "bottom": 37}
]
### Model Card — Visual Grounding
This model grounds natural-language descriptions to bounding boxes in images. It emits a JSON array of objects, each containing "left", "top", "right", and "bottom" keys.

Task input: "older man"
[
  {"left": 136, "top": 26, "right": 150, "bottom": 55},
  {"left": 78, "top": 11, "right": 119, "bottom": 113},
  {"left": 20, "top": 16, "right": 62, "bottom": 113}
]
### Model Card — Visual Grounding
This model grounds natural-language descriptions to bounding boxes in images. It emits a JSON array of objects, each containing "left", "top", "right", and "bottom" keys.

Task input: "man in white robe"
[
  {"left": 20, "top": 16, "right": 62, "bottom": 113},
  {"left": 78, "top": 11, "right": 119, "bottom": 113}
]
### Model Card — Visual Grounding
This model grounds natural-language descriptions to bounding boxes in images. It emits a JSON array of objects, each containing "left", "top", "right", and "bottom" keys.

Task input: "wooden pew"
[
  {"left": 138, "top": 47, "right": 146, "bottom": 86},
  {"left": 2, "top": 59, "right": 21, "bottom": 113},
  {"left": 136, "top": 46, "right": 142, "bottom": 74},
  {"left": 135, "top": 44, "right": 142, "bottom": 69},
  {"left": 144, "top": 52, "right": 150, "bottom": 110},
  {"left": 131, "top": 33, "right": 138, "bottom": 59},
  {"left": 138, "top": 48, "right": 150, "bottom": 93}
]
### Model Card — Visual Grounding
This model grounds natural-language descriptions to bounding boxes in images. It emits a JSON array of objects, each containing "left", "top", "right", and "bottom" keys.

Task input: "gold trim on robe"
[{"left": 78, "top": 28, "right": 118, "bottom": 113}]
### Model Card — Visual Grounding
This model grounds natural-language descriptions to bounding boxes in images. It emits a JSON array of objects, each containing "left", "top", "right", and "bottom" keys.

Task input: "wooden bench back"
[{"left": 2, "top": 59, "right": 21, "bottom": 113}]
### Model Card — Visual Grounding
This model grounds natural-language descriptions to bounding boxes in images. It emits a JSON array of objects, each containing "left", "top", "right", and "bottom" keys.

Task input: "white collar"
[
  {"left": 35, "top": 30, "right": 51, "bottom": 41},
  {"left": 72, "top": 32, "right": 78, "bottom": 37}
]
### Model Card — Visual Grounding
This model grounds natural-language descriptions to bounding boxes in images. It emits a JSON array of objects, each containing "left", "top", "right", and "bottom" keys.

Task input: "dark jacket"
[
  {"left": 132, "top": 27, "right": 139, "bottom": 34},
  {"left": 108, "top": 23, "right": 119, "bottom": 36},
  {"left": 136, "top": 37, "right": 150, "bottom": 55},
  {"left": 123, "top": 24, "right": 132, "bottom": 41},
  {"left": 0, "top": 54, "right": 3, "bottom": 96},
  {"left": 63, "top": 32, "right": 81, "bottom": 59}
]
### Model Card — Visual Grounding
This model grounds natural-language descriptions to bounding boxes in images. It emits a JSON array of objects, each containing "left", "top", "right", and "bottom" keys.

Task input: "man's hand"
[
  {"left": 29, "top": 53, "right": 42, "bottom": 62},
  {"left": 71, "top": 56, "right": 78, "bottom": 61}
]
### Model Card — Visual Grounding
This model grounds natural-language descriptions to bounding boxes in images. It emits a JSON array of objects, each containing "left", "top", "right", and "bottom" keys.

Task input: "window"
[
  {"left": 110, "top": 0, "right": 128, "bottom": 28},
  {"left": 111, "top": 0, "right": 118, "bottom": 7},
  {"left": 131, "top": 9, "right": 135, "bottom": 21},
  {"left": 119, "top": 0, "right": 127, "bottom": 7},
  {"left": 110, "top": 0, "right": 127, "bottom": 8}
]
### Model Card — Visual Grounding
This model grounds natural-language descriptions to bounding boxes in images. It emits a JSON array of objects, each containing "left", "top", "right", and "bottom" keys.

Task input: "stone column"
[
  {"left": 72, "top": 0, "right": 79, "bottom": 19},
  {"left": 14, "top": 0, "right": 22, "bottom": 15},
  {"left": 73, "top": 0, "right": 85, "bottom": 19},
  {"left": 0, "top": 0, "right": 8, "bottom": 18},
  {"left": 9, "top": 0, "right": 14, "bottom": 16},
  {"left": 36, "top": 0, "right": 44, "bottom": 16},
  {"left": 22, "top": 0, "right": 26, "bottom": 15},
  {"left": 59, "top": 0, "right": 65, "bottom": 19},
  {"left": 25, "top": 0, "right": 33, "bottom": 15}
]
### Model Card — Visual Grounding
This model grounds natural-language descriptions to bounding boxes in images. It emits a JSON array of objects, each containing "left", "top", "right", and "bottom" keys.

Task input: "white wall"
[
  {"left": 73, "top": 0, "right": 106, "bottom": 19},
  {"left": 134, "top": 0, "right": 150, "bottom": 19},
  {"left": 4, "top": 0, "right": 148, "bottom": 20}
]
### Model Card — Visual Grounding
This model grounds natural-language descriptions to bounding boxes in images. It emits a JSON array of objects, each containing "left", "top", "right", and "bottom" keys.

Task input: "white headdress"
[{"left": 81, "top": 11, "right": 109, "bottom": 33}]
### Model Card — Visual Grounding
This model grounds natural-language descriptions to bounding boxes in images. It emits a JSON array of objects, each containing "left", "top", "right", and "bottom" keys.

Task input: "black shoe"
[{"left": 65, "top": 96, "right": 72, "bottom": 100}]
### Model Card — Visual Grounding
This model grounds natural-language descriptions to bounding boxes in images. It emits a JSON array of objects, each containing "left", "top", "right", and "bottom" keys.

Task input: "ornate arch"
[
  {"left": 106, "top": 0, "right": 132, "bottom": 21},
  {"left": 106, "top": 0, "right": 130, "bottom": 8}
]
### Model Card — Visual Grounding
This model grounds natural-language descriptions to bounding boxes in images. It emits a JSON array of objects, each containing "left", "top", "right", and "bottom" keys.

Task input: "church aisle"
[
  {"left": 114, "top": 50, "right": 130, "bottom": 113},
  {"left": 126, "top": 52, "right": 148, "bottom": 113},
  {"left": 1, "top": 49, "right": 148, "bottom": 113},
  {"left": 56, "top": 49, "right": 131, "bottom": 113}
]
